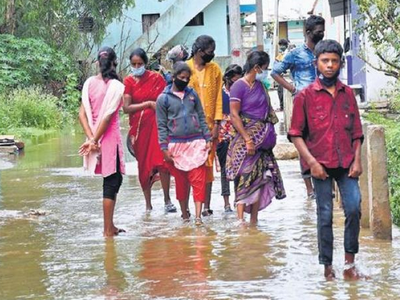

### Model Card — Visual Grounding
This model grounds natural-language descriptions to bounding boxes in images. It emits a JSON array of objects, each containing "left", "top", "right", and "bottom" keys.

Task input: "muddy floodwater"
[{"left": 1, "top": 125, "right": 400, "bottom": 300}]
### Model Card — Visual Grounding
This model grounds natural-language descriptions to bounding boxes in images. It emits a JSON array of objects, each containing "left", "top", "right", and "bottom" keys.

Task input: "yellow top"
[
  {"left": 276, "top": 52, "right": 285, "bottom": 62},
  {"left": 186, "top": 58, "right": 223, "bottom": 130}
]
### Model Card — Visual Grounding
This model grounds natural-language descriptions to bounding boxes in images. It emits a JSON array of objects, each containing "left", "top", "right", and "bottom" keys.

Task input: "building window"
[
  {"left": 186, "top": 12, "right": 204, "bottom": 26},
  {"left": 142, "top": 13, "right": 160, "bottom": 33}
]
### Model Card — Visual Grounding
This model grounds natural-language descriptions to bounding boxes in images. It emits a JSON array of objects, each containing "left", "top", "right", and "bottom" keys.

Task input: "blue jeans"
[{"left": 312, "top": 168, "right": 361, "bottom": 265}]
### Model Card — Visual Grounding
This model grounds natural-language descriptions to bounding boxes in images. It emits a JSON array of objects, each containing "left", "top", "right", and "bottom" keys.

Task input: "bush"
[
  {"left": 381, "top": 80, "right": 400, "bottom": 113},
  {"left": 0, "top": 87, "right": 66, "bottom": 133},
  {"left": 0, "top": 35, "right": 78, "bottom": 93},
  {"left": 364, "top": 112, "right": 400, "bottom": 225},
  {"left": 59, "top": 73, "right": 82, "bottom": 121},
  {"left": 0, "top": 35, "right": 82, "bottom": 127}
]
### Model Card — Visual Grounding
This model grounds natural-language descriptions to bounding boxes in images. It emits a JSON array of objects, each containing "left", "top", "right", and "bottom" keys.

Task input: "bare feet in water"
[
  {"left": 324, "top": 265, "right": 336, "bottom": 281},
  {"left": 103, "top": 227, "right": 126, "bottom": 237},
  {"left": 343, "top": 265, "right": 369, "bottom": 281}
]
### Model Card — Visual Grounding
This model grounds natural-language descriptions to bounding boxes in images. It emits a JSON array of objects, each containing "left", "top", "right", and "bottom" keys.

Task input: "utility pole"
[
  {"left": 271, "top": 0, "right": 279, "bottom": 61},
  {"left": 256, "top": 0, "right": 264, "bottom": 51},
  {"left": 228, "top": 0, "right": 244, "bottom": 65}
]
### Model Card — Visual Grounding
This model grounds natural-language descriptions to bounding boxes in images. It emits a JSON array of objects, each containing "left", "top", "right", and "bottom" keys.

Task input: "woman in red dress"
[{"left": 123, "top": 48, "right": 176, "bottom": 213}]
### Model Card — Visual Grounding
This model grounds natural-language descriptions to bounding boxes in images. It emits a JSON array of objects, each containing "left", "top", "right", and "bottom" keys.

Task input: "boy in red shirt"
[{"left": 288, "top": 40, "right": 364, "bottom": 280}]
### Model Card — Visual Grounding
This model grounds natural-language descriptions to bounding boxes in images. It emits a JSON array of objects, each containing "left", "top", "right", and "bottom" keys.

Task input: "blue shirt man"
[
  {"left": 272, "top": 43, "right": 316, "bottom": 94},
  {"left": 271, "top": 15, "right": 325, "bottom": 96},
  {"left": 271, "top": 15, "right": 325, "bottom": 199}
]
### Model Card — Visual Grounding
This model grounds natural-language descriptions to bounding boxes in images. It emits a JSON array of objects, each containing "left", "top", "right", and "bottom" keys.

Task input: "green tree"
[
  {"left": 0, "top": 0, "right": 135, "bottom": 56},
  {"left": 355, "top": 0, "right": 400, "bottom": 78}
]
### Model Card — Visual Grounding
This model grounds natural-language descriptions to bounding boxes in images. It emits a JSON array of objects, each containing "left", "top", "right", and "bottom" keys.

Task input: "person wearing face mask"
[
  {"left": 276, "top": 39, "right": 289, "bottom": 62},
  {"left": 226, "top": 51, "right": 286, "bottom": 226},
  {"left": 271, "top": 15, "right": 325, "bottom": 201},
  {"left": 275, "top": 39, "right": 289, "bottom": 111},
  {"left": 154, "top": 44, "right": 190, "bottom": 85},
  {"left": 289, "top": 40, "right": 365, "bottom": 280},
  {"left": 123, "top": 48, "right": 176, "bottom": 214},
  {"left": 156, "top": 62, "right": 212, "bottom": 225},
  {"left": 255, "top": 66, "right": 271, "bottom": 90},
  {"left": 186, "top": 35, "right": 223, "bottom": 217}
]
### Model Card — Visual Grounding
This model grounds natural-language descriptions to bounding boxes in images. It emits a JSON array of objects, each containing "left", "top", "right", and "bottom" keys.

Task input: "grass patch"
[{"left": 0, "top": 86, "right": 77, "bottom": 139}]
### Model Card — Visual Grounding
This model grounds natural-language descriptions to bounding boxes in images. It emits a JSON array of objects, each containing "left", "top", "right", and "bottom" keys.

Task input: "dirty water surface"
[{"left": 0, "top": 126, "right": 400, "bottom": 300}]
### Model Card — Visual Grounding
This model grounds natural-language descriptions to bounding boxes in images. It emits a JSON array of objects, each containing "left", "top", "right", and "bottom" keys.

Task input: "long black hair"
[
  {"left": 191, "top": 35, "right": 215, "bottom": 57},
  {"left": 243, "top": 51, "right": 270, "bottom": 73},
  {"left": 97, "top": 46, "right": 119, "bottom": 80}
]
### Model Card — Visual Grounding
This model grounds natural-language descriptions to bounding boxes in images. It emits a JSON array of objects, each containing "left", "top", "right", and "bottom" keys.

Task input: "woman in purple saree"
[{"left": 226, "top": 51, "right": 286, "bottom": 225}]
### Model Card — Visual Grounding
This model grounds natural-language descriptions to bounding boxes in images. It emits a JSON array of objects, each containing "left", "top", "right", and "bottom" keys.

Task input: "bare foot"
[
  {"left": 181, "top": 211, "right": 190, "bottom": 220},
  {"left": 103, "top": 230, "right": 116, "bottom": 238},
  {"left": 324, "top": 265, "right": 336, "bottom": 281},
  {"left": 343, "top": 265, "right": 369, "bottom": 281},
  {"left": 235, "top": 219, "right": 246, "bottom": 227},
  {"left": 249, "top": 219, "right": 258, "bottom": 226},
  {"left": 113, "top": 227, "right": 126, "bottom": 235}
]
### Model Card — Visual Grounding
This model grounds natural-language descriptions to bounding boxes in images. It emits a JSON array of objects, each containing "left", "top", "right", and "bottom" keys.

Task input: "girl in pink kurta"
[{"left": 79, "top": 47, "right": 126, "bottom": 237}]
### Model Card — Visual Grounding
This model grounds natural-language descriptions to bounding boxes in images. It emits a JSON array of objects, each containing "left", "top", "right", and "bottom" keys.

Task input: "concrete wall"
[
  {"left": 102, "top": 0, "right": 229, "bottom": 61},
  {"left": 287, "top": 20, "right": 304, "bottom": 46},
  {"left": 167, "top": 0, "right": 229, "bottom": 55}
]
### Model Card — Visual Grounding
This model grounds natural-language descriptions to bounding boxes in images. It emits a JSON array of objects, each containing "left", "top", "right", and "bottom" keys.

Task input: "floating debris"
[{"left": 25, "top": 209, "right": 48, "bottom": 217}]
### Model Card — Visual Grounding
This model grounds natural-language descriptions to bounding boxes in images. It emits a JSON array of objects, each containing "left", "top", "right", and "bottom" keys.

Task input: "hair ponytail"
[{"left": 97, "top": 46, "right": 120, "bottom": 81}]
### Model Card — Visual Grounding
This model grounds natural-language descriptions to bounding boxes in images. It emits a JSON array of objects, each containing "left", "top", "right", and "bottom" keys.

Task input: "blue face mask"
[
  {"left": 256, "top": 69, "right": 268, "bottom": 82},
  {"left": 317, "top": 69, "right": 340, "bottom": 87},
  {"left": 130, "top": 65, "right": 146, "bottom": 77}
]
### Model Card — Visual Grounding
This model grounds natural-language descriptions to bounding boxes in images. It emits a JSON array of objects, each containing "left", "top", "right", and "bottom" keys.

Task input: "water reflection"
[
  {"left": 213, "top": 228, "right": 275, "bottom": 282},
  {"left": 137, "top": 227, "right": 214, "bottom": 299},
  {"left": 101, "top": 239, "right": 128, "bottom": 299},
  {"left": 1, "top": 129, "right": 400, "bottom": 300},
  {"left": 0, "top": 219, "right": 48, "bottom": 299}
]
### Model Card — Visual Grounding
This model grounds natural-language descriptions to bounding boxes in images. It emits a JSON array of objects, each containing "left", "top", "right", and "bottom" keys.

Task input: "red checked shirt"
[{"left": 288, "top": 79, "right": 364, "bottom": 172}]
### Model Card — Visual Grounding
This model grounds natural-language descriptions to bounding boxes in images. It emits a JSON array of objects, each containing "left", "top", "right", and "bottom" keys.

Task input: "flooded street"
[{"left": 1, "top": 110, "right": 400, "bottom": 299}]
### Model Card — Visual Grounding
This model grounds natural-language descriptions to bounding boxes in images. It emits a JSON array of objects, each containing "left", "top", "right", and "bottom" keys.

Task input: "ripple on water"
[{"left": 1, "top": 134, "right": 400, "bottom": 300}]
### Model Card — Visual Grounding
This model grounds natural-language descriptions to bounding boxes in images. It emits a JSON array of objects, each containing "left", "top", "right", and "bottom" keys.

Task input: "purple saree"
[{"left": 226, "top": 79, "right": 286, "bottom": 213}]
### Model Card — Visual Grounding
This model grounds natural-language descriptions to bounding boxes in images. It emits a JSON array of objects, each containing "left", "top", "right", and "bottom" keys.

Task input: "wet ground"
[{"left": 1, "top": 93, "right": 400, "bottom": 300}]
